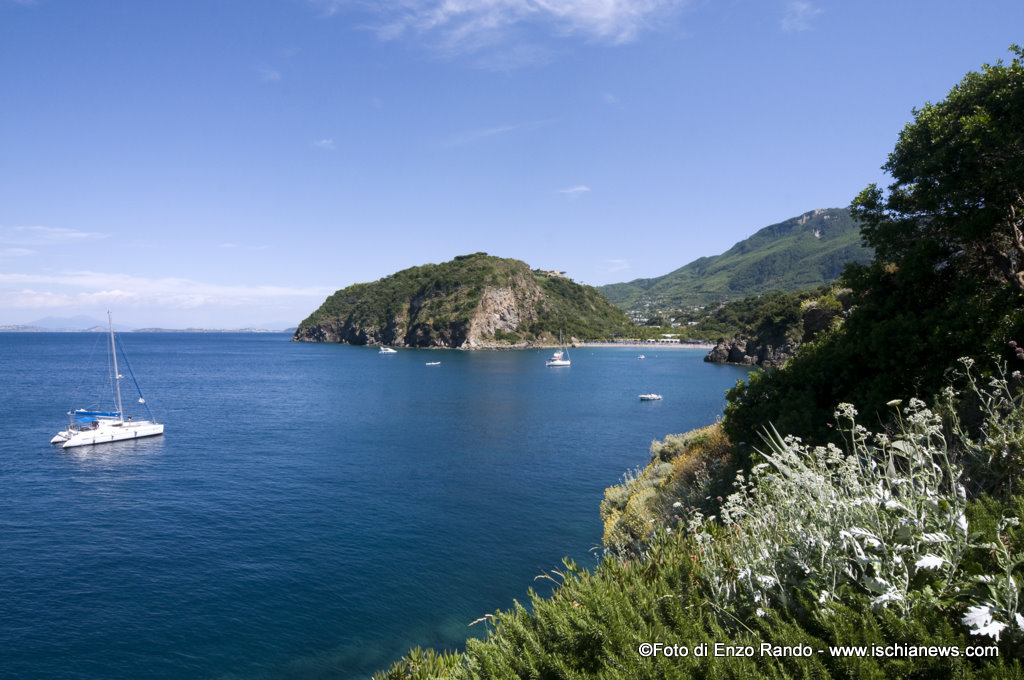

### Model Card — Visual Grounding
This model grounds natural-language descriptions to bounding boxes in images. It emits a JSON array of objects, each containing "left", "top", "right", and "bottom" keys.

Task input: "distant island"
[
  {"left": 0, "top": 314, "right": 296, "bottom": 333},
  {"left": 293, "top": 252, "right": 631, "bottom": 348},
  {"left": 132, "top": 328, "right": 295, "bottom": 334},
  {"left": 0, "top": 324, "right": 295, "bottom": 333}
]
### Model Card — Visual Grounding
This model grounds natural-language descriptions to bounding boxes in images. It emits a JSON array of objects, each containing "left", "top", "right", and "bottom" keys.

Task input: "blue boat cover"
[{"left": 71, "top": 410, "right": 121, "bottom": 417}]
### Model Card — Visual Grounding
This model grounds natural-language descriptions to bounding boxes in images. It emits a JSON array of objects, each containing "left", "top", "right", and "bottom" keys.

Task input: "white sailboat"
[
  {"left": 50, "top": 312, "right": 164, "bottom": 449},
  {"left": 545, "top": 332, "right": 571, "bottom": 367}
]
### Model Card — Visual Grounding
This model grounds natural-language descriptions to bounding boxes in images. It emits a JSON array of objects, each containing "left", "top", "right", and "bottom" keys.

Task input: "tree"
[
  {"left": 725, "top": 46, "right": 1024, "bottom": 449},
  {"left": 852, "top": 45, "right": 1024, "bottom": 291}
]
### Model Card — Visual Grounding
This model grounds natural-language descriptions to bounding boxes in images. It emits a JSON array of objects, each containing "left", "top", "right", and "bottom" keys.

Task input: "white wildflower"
[
  {"left": 871, "top": 589, "right": 904, "bottom": 608},
  {"left": 962, "top": 604, "right": 994, "bottom": 629},
  {"left": 914, "top": 554, "right": 945, "bottom": 571},
  {"left": 973, "top": 620, "right": 1008, "bottom": 641},
  {"left": 835, "top": 403, "right": 858, "bottom": 419}
]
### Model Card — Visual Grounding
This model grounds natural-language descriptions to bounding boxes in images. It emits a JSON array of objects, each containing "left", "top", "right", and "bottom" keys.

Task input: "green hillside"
[
  {"left": 293, "top": 252, "right": 631, "bottom": 347},
  {"left": 600, "top": 208, "right": 871, "bottom": 311}
]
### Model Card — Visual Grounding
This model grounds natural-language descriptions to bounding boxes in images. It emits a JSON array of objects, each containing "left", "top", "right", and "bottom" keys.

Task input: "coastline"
[{"left": 577, "top": 341, "right": 714, "bottom": 350}]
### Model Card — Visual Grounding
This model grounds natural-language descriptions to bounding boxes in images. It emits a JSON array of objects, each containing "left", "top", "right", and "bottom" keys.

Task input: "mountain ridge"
[{"left": 599, "top": 208, "right": 871, "bottom": 312}]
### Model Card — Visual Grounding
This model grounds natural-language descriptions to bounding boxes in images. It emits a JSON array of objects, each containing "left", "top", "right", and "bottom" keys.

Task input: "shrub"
[
  {"left": 601, "top": 424, "right": 730, "bottom": 554},
  {"left": 693, "top": 363, "right": 1024, "bottom": 651}
]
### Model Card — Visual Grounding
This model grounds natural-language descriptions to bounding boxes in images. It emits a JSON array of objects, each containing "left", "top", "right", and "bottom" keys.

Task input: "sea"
[{"left": 0, "top": 333, "right": 753, "bottom": 679}]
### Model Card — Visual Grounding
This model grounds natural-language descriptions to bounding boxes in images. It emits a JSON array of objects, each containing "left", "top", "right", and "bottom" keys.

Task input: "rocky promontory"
[
  {"left": 293, "top": 253, "right": 631, "bottom": 348},
  {"left": 703, "top": 287, "right": 850, "bottom": 367},
  {"left": 703, "top": 337, "right": 799, "bottom": 367}
]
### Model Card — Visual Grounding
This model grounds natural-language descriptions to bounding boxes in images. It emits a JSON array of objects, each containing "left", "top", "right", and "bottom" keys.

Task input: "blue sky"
[{"left": 2, "top": 0, "right": 1022, "bottom": 328}]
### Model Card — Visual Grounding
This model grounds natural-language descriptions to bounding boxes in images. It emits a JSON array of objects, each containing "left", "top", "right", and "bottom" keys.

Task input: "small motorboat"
[
  {"left": 638, "top": 393, "right": 663, "bottom": 401},
  {"left": 426, "top": 361, "right": 441, "bottom": 366},
  {"left": 379, "top": 347, "right": 398, "bottom": 354}
]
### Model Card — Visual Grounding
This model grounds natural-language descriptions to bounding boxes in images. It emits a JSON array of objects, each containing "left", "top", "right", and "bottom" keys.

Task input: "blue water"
[{"left": 0, "top": 334, "right": 751, "bottom": 679}]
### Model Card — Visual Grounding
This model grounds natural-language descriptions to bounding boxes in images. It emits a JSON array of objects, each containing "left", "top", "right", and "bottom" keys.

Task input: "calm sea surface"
[{"left": 0, "top": 333, "right": 752, "bottom": 679}]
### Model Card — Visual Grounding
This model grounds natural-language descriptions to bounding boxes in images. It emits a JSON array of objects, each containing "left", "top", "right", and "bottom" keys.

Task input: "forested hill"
[
  {"left": 599, "top": 208, "right": 871, "bottom": 310},
  {"left": 293, "top": 253, "right": 631, "bottom": 348}
]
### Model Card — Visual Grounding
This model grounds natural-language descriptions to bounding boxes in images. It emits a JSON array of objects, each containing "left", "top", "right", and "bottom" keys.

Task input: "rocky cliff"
[
  {"left": 703, "top": 288, "right": 849, "bottom": 367},
  {"left": 293, "top": 253, "right": 630, "bottom": 348},
  {"left": 703, "top": 337, "right": 799, "bottom": 367}
]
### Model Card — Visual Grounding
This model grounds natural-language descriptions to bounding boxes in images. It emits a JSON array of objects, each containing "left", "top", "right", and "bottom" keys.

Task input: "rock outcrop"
[
  {"left": 703, "top": 338, "right": 799, "bottom": 367},
  {"left": 703, "top": 289, "right": 850, "bottom": 367}
]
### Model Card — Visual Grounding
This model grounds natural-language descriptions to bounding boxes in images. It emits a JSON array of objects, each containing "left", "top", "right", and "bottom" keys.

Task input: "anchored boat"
[
  {"left": 545, "top": 332, "right": 571, "bottom": 367},
  {"left": 50, "top": 312, "right": 164, "bottom": 449}
]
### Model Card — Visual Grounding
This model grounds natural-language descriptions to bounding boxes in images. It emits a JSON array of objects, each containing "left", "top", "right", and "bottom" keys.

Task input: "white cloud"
[
  {"left": 605, "top": 258, "right": 629, "bottom": 272},
  {"left": 603, "top": 92, "right": 620, "bottom": 105},
  {"left": 313, "top": 138, "right": 336, "bottom": 150},
  {"left": 259, "top": 67, "right": 282, "bottom": 82},
  {"left": 220, "top": 242, "right": 270, "bottom": 251},
  {"left": 0, "top": 248, "right": 35, "bottom": 257},
  {"left": 314, "top": 0, "right": 687, "bottom": 56},
  {"left": 781, "top": 1, "right": 822, "bottom": 32},
  {"left": 0, "top": 289, "right": 76, "bottom": 309},
  {"left": 558, "top": 185, "right": 590, "bottom": 199},
  {"left": 441, "top": 119, "right": 552, "bottom": 146},
  {"left": 1, "top": 225, "right": 110, "bottom": 246},
  {"left": 0, "top": 271, "right": 334, "bottom": 313}
]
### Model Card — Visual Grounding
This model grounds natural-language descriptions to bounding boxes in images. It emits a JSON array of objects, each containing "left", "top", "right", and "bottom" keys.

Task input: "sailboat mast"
[{"left": 108, "top": 311, "right": 124, "bottom": 422}]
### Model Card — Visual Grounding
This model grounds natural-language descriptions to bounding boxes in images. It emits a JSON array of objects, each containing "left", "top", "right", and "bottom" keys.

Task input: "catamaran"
[{"left": 50, "top": 312, "right": 164, "bottom": 449}]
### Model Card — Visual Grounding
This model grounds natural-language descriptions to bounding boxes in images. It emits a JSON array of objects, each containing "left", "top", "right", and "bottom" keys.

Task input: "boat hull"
[{"left": 56, "top": 421, "right": 164, "bottom": 449}]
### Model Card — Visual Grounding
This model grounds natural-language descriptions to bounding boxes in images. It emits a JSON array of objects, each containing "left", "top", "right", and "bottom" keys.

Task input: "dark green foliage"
[
  {"left": 376, "top": 521, "right": 1023, "bottom": 679},
  {"left": 657, "top": 287, "right": 847, "bottom": 345},
  {"left": 678, "top": 291, "right": 808, "bottom": 343},
  {"left": 854, "top": 46, "right": 1024, "bottom": 294},
  {"left": 724, "top": 47, "right": 1024, "bottom": 449},
  {"left": 600, "top": 208, "right": 871, "bottom": 311},
  {"left": 530, "top": 274, "right": 635, "bottom": 341},
  {"left": 293, "top": 253, "right": 632, "bottom": 346}
]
